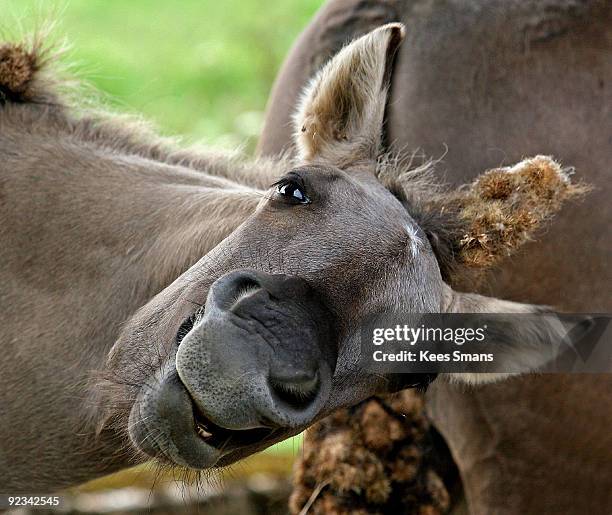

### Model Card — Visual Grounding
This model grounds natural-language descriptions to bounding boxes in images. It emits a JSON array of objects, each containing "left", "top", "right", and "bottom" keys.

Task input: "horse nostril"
[
  {"left": 226, "top": 275, "right": 262, "bottom": 311},
  {"left": 269, "top": 369, "right": 320, "bottom": 410},
  {"left": 207, "top": 270, "right": 265, "bottom": 311},
  {"left": 232, "top": 275, "right": 261, "bottom": 294},
  {"left": 176, "top": 315, "right": 196, "bottom": 346}
]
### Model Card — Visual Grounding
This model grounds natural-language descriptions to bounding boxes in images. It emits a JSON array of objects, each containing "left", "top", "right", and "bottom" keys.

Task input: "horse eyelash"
[
  {"left": 270, "top": 178, "right": 290, "bottom": 189},
  {"left": 269, "top": 172, "right": 306, "bottom": 190}
]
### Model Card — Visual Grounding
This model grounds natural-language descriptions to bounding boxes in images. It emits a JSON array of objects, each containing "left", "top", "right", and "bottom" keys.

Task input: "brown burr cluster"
[
  {"left": 289, "top": 390, "right": 450, "bottom": 515},
  {"left": 455, "top": 155, "right": 589, "bottom": 268}
]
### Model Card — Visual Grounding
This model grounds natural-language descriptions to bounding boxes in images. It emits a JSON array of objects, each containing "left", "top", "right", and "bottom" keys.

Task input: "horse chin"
[{"left": 127, "top": 368, "right": 291, "bottom": 470}]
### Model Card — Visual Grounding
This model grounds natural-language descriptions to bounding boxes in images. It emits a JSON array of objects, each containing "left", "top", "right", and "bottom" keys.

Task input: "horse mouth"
[
  {"left": 190, "top": 397, "right": 276, "bottom": 451},
  {"left": 129, "top": 367, "right": 291, "bottom": 470},
  {"left": 176, "top": 314, "right": 281, "bottom": 455}
]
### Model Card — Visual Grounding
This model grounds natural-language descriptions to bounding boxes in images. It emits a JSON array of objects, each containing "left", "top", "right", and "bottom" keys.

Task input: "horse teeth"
[{"left": 196, "top": 424, "right": 213, "bottom": 439}]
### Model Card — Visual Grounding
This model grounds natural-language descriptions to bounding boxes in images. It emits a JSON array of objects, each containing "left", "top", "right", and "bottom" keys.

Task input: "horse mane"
[{"left": 0, "top": 33, "right": 292, "bottom": 190}]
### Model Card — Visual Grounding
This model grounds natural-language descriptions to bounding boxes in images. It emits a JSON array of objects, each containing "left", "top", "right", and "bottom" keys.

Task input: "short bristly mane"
[{"left": 0, "top": 35, "right": 293, "bottom": 190}]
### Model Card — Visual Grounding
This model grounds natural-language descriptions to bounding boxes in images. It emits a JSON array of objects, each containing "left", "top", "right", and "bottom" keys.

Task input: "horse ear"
[
  {"left": 441, "top": 285, "right": 594, "bottom": 385},
  {"left": 293, "top": 23, "right": 405, "bottom": 166},
  {"left": 411, "top": 156, "right": 589, "bottom": 285}
]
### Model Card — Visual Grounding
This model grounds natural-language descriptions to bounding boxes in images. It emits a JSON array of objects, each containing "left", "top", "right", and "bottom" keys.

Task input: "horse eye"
[{"left": 277, "top": 181, "right": 310, "bottom": 204}]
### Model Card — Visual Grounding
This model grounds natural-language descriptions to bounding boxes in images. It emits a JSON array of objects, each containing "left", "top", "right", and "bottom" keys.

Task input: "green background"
[{"left": 2, "top": 0, "right": 323, "bottom": 150}]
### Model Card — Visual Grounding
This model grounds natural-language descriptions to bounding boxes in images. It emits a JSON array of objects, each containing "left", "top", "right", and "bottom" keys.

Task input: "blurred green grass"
[{"left": 2, "top": 0, "right": 323, "bottom": 149}]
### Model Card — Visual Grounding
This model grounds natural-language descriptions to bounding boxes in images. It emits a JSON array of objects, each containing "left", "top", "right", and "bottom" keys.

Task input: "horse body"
[{"left": 0, "top": 18, "right": 593, "bottom": 494}]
